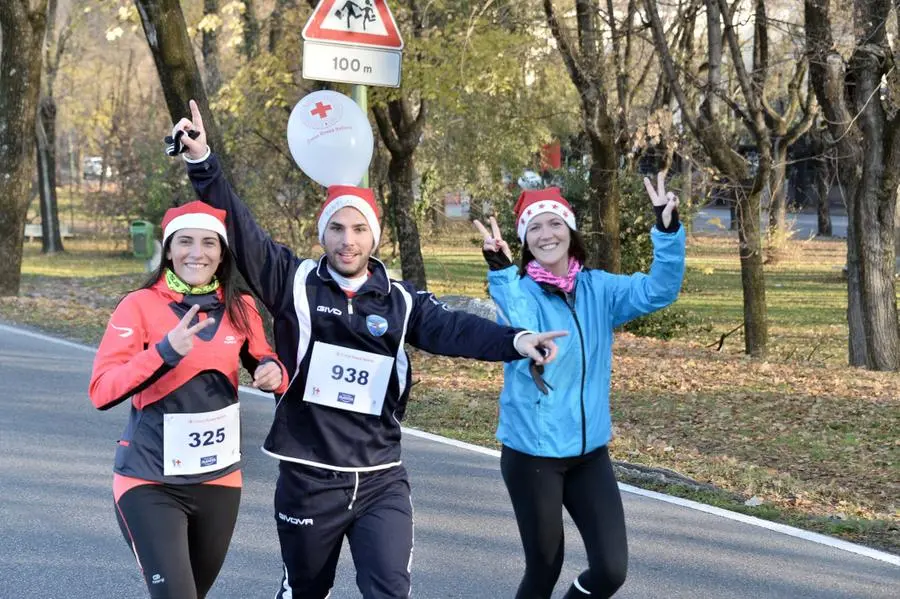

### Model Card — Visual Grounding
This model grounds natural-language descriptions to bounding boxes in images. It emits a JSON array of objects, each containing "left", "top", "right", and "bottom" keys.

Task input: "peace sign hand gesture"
[
  {"left": 473, "top": 216, "right": 513, "bottom": 270},
  {"left": 167, "top": 304, "right": 216, "bottom": 357},
  {"left": 643, "top": 171, "right": 680, "bottom": 230}
]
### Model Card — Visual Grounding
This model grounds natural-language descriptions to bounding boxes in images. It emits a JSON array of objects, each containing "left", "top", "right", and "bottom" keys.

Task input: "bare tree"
[
  {"left": 372, "top": 98, "right": 428, "bottom": 288},
  {"left": 36, "top": 0, "right": 76, "bottom": 254},
  {"left": 805, "top": 0, "right": 898, "bottom": 370},
  {"left": 544, "top": 0, "right": 621, "bottom": 272},
  {"left": 645, "top": 0, "right": 787, "bottom": 356},
  {"left": 0, "top": 0, "right": 49, "bottom": 296}
]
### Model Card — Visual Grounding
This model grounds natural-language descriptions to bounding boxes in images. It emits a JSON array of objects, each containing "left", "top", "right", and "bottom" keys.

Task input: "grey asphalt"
[
  {"left": 692, "top": 206, "right": 848, "bottom": 239},
  {"left": 0, "top": 325, "right": 896, "bottom": 598}
]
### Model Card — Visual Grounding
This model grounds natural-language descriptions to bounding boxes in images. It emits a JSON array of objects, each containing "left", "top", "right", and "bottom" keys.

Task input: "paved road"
[
  {"left": 0, "top": 324, "right": 896, "bottom": 598},
  {"left": 692, "top": 206, "right": 848, "bottom": 239}
]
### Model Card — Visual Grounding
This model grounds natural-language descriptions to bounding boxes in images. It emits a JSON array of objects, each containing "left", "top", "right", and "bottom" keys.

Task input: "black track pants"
[
  {"left": 274, "top": 462, "right": 414, "bottom": 599},
  {"left": 114, "top": 483, "right": 241, "bottom": 599},
  {"left": 501, "top": 444, "right": 628, "bottom": 599}
]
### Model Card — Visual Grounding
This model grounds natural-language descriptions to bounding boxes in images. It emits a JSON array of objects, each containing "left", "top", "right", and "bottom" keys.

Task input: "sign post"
[{"left": 302, "top": 0, "right": 404, "bottom": 188}]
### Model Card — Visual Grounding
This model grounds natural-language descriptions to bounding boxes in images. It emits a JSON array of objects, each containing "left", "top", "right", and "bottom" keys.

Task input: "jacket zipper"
[
  {"left": 552, "top": 288, "right": 587, "bottom": 455},
  {"left": 567, "top": 302, "right": 587, "bottom": 455},
  {"left": 347, "top": 296, "right": 354, "bottom": 320}
]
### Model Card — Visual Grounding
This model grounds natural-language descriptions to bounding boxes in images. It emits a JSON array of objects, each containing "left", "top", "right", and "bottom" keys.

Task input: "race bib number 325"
[{"left": 163, "top": 403, "right": 240, "bottom": 476}]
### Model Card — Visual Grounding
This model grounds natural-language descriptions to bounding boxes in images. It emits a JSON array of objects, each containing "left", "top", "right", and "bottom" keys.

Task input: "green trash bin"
[{"left": 130, "top": 220, "right": 155, "bottom": 260}]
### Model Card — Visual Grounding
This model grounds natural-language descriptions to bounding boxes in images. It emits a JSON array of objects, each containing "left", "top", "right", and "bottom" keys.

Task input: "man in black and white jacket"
[{"left": 172, "top": 100, "right": 566, "bottom": 599}]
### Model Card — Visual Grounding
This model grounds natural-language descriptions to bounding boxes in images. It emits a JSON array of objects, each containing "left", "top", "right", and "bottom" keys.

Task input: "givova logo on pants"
[{"left": 279, "top": 512, "right": 314, "bottom": 526}]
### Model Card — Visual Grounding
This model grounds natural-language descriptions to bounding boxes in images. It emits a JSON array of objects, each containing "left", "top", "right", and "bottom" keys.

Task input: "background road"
[{"left": 0, "top": 324, "right": 896, "bottom": 598}]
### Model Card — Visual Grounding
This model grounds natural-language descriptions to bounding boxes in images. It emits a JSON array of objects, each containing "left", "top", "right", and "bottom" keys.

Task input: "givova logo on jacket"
[{"left": 366, "top": 314, "right": 388, "bottom": 336}]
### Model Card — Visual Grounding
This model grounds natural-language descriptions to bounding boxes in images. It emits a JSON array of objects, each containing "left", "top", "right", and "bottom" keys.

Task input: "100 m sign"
[{"left": 333, "top": 57, "right": 374, "bottom": 74}]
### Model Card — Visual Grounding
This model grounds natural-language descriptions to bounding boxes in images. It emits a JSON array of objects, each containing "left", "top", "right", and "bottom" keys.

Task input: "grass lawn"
[{"left": 2, "top": 229, "right": 897, "bottom": 554}]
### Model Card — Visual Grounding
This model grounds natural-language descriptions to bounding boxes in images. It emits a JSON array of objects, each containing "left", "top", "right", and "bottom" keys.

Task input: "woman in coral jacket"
[
  {"left": 474, "top": 174, "right": 685, "bottom": 599},
  {"left": 89, "top": 201, "right": 288, "bottom": 599}
]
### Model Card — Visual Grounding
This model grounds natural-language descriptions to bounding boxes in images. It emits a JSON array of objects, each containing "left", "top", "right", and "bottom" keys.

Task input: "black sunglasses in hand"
[{"left": 529, "top": 346, "right": 554, "bottom": 395}]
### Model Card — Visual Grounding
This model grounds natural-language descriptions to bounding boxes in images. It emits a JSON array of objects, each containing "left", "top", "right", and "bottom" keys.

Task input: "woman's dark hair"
[
  {"left": 137, "top": 234, "right": 253, "bottom": 336},
  {"left": 518, "top": 226, "right": 587, "bottom": 276}
]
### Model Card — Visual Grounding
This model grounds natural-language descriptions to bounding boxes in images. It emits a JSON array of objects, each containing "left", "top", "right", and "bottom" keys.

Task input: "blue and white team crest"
[{"left": 366, "top": 315, "right": 389, "bottom": 337}]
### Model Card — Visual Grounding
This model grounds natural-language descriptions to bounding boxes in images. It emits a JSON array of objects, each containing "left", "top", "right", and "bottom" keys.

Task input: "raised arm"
[
  {"left": 605, "top": 172, "right": 686, "bottom": 327},
  {"left": 173, "top": 100, "right": 298, "bottom": 314}
]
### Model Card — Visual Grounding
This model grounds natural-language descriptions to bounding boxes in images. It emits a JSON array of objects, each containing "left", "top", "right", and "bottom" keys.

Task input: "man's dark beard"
[{"left": 327, "top": 253, "right": 370, "bottom": 278}]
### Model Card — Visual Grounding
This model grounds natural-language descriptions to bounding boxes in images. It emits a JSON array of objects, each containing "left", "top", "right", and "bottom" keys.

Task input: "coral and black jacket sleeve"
[{"left": 89, "top": 295, "right": 173, "bottom": 411}]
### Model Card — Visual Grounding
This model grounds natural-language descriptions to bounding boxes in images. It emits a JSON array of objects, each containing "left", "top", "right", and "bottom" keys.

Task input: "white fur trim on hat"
[
  {"left": 318, "top": 195, "right": 381, "bottom": 246},
  {"left": 163, "top": 213, "right": 228, "bottom": 246},
  {"left": 516, "top": 201, "right": 577, "bottom": 242}
]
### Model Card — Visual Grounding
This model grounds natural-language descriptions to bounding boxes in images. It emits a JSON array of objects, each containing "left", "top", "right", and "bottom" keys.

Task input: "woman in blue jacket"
[{"left": 474, "top": 173, "right": 685, "bottom": 599}]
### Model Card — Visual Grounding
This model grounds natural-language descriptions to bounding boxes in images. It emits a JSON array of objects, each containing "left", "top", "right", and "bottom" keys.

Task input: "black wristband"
[
  {"left": 653, "top": 205, "right": 680, "bottom": 233},
  {"left": 483, "top": 249, "right": 513, "bottom": 271}
]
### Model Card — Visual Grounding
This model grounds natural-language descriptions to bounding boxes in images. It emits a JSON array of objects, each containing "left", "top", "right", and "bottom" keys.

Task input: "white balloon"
[{"left": 287, "top": 90, "right": 374, "bottom": 187}]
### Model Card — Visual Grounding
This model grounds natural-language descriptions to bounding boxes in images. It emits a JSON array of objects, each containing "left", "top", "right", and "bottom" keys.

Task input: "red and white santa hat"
[
  {"left": 162, "top": 201, "right": 228, "bottom": 246},
  {"left": 513, "top": 187, "right": 577, "bottom": 242},
  {"left": 318, "top": 185, "right": 381, "bottom": 246}
]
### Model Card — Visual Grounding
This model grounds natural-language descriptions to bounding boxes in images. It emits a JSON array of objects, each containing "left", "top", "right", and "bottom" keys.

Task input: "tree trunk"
[
  {"left": 766, "top": 141, "right": 789, "bottom": 262},
  {"left": 388, "top": 154, "right": 426, "bottom": 288},
  {"left": 804, "top": 0, "right": 871, "bottom": 367},
  {"left": 268, "top": 0, "right": 297, "bottom": 53},
  {"left": 768, "top": 141, "right": 788, "bottom": 236},
  {"left": 846, "top": 4, "right": 898, "bottom": 370},
  {"left": 739, "top": 169, "right": 770, "bottom": 357},
  {"left": 36, "top": 94, "right": 64, "bottom": 253},
  {"left": 372, "top": 100, "right": 428, "bottom": 289},
  {"left": 815, "top": 157, "right": 832, "bottom": 236},
  {"left": 202, "top": 0, "right": 222, "bottom": 95},
  {"left": 808, "top": 127, "right": 832, "bottom": 236},
  {"left": 240, "top": 0, "right": 259, "bottom": 60},
  {"left": 0, "top": 0, "right": 49, "bottom": 296},
  {"left": 587, "top": 124, "right": 621, "bottom": 272},
  {"left": 134, "top": 0, "right": 234, "bottom": 180}
]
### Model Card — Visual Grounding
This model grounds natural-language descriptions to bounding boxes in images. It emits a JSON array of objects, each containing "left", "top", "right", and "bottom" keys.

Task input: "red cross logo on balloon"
[{"left": 310, "top": 101, "right": 333, "bottom": 119}]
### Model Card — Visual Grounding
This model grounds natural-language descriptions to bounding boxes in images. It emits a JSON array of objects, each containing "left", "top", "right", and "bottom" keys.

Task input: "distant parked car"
[{"left": 82, "top": 156, "right": 110, "bottom": 180}]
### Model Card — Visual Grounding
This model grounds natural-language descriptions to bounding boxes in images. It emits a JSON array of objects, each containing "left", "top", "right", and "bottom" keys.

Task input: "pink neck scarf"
[{"left": 526, "top": 257, "right": 582, "bottom": 293}]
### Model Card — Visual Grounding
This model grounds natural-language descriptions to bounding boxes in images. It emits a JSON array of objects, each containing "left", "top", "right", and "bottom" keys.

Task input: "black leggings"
[
  {"left": 501, "top": 444, "right": 628, "bottom": 599},
  {"left": 114, "top": 483, "right": 241, "bottom": 599}
]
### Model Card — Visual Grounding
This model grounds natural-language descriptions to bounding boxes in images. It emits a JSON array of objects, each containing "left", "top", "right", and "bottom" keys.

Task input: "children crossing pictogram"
[{"left": 303, "top": 0, "right": 404, "bottom": 50}]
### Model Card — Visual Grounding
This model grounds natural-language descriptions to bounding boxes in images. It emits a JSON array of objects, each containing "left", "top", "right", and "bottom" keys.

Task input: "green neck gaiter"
[{"left": 165, "top": 268, "right": 220, "bottom": 295}]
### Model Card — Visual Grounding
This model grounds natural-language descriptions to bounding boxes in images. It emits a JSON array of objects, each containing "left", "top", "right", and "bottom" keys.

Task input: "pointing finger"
[
  {"left": 539, "top": 330, "right": 568, "bottom": 341},
  {"left": 657, "top": 171, "right": 666, "bottom": 201},
  {"left": 189, "top": 99, "right": 204, "bottom": 130}
]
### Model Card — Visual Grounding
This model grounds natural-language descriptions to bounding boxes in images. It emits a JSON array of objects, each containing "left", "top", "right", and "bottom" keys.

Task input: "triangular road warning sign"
[{"left": 303, "top": 0, "right": 404, "bottom": 50}]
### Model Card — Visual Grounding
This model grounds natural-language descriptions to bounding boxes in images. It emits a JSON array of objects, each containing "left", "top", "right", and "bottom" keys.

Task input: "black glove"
[
  {"left": 482, "top": 249, "right": 513, "bottom": 271},
  {"left": 653, "top": 204, "right": 680, "bottom": 233},
  {"left": 164, "top": 127, "right": 200, "bottom": 157}
]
